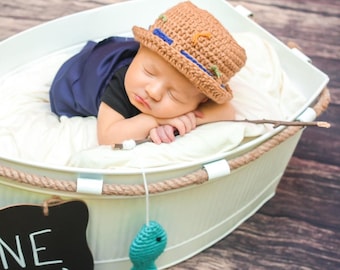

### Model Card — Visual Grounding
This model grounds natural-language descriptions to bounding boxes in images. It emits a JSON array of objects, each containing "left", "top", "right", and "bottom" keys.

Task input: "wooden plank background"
[{"left": 0, "top": 0, "right": 339, "bottom": 269}]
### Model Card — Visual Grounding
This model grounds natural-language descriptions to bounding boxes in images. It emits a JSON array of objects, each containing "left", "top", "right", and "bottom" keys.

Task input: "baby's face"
[{"left": 124, "top": 46, "right": 207, "bottom": 118}]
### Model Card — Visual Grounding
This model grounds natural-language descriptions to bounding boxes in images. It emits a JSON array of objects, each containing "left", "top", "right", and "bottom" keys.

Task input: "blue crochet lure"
[{"left": 129, "top": 221, "right": 167, "bottom": 270}]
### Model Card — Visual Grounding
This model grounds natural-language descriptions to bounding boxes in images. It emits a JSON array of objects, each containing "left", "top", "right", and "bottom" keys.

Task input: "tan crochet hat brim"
[{"left": 133, "top": 25, "right": 233, "bottom": 104}]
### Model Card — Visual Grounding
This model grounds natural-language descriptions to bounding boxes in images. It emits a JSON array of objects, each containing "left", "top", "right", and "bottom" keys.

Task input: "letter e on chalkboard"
[{"left": 0, "top": 199, "right": 93, "bottom": 270}]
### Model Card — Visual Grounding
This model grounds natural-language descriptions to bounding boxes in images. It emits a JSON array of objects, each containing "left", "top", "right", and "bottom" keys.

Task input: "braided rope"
[{"left": 0, "top": 88, "right": 330, "bottom": 196}]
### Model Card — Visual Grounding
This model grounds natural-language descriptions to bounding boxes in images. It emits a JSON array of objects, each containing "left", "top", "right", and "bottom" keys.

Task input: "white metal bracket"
[
  {"left": 204, "top": 159, "right": 231, "bottom": 180},
  {"left": 291, "top": 48, "right": 312, "bottom": 63},
  {"left": 77, "top": 174, "right": 103, "bottom": 194},
  {"left": 234, "top": 5, "right": 253, "bottom": 17},
  {"left": 297, "top": 107, "right": 317, "bottom": 122}
]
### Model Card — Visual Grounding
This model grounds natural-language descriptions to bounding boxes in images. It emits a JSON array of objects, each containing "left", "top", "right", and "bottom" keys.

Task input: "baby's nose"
[{"left": 145, "top": 82, "right": 164, "bottom": 101}]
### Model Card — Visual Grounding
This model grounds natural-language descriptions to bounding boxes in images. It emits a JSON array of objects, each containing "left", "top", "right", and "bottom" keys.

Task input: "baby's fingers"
[
  {"left": 149, "top": 128, "right": 162, "bottom": 144},
  {"left": 158, "top": 125, "right": 176, "bottom": 143},
  {"left": 149, "top": 125, "right": 176, "bottom": 144},
  {"left": 174, "top": 113, "right": 197, "bottom": 135}
]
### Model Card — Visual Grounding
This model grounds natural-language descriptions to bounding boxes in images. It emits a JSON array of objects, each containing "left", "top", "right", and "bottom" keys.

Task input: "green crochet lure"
[{"left": 129, "top": 221, "right": 167, "bottom": 270}]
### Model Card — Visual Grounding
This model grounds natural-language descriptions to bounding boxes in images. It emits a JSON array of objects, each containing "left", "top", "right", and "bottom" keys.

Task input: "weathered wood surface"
[{"left": 0, "top": 0, "right": 339, "bottom": 269}]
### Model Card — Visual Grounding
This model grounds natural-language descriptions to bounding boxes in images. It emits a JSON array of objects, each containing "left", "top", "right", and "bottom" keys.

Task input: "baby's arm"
[
  {"left": 97, "top": 102, "right": 158, "bottom": 145},
  {"left": 97, "top": 103, "right": 199, "bottom": 145},
  {"left": 195, "top": 100, "right": 235, "bottom": 125}
]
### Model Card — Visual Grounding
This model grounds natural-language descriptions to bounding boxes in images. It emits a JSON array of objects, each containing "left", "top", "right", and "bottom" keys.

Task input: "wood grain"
[{"left": 1, "top": 0, "right": 339, "bottom": 269}]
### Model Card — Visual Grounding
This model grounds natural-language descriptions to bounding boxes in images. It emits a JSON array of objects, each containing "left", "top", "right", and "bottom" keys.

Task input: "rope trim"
[{"left": 0, "top": 88, "right": 330, "bottom": 196}]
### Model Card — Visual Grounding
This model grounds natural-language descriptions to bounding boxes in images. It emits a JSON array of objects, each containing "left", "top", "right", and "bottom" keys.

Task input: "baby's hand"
[
  {"left": 151, "top": 112, "right": 199, "bottom": 144},
  {"left": 168, "top": 112, "right": 197, "bottom": 135},
  {"left": 149, "top": 125, "right": 176, "bottom": 144}
]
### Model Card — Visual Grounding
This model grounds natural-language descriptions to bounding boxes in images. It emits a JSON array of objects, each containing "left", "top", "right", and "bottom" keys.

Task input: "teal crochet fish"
[{"left": 129, "top": 220, "right": 167, "bottom": 270}]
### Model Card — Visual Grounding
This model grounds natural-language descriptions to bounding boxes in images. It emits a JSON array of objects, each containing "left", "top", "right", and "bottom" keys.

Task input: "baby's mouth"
[{"left": 135, "top": 94, "right": 151, "bottom": 110}]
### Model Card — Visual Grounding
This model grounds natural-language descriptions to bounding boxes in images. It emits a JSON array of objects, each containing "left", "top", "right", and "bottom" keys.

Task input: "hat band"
[
  {"left": 152, "top": 28, "right": 226, "bottom": 90},
  {"left": 179, "top": 50, "right": 212, "bottom": 77},
  {"left": 153, "top": 28, "right": 173, "bottom": 45},
  {"left": 152, "top": 28, "right": 222, "bottom": 81}
]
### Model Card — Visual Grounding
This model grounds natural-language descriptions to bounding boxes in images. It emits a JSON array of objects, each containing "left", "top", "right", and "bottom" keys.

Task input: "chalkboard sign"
[{"left": 0, "top": 198, "right": 93, "bottom": 270}]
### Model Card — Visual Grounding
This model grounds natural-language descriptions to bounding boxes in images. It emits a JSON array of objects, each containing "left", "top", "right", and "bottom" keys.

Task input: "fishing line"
[{"left": 141, "top": 165, "right": 150, "bottom": 227}]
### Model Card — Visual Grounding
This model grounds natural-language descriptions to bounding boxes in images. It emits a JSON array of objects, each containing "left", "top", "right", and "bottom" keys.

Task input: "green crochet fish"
[{"left": 129, "top": 221, "right": 167, "bottom": 270}]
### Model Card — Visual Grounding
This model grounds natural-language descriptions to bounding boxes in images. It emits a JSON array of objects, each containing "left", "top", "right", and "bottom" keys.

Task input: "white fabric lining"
[{"left": 0, "top": 33, "right": 306, "bottom": 169}]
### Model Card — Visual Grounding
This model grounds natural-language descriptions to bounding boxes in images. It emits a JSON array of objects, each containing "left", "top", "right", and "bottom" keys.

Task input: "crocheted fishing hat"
[{"left": 132, "top": 1, "right": 247, "bottom": 104}]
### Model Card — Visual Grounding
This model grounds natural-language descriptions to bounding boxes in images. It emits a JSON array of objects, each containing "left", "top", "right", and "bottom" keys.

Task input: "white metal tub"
[{"left": 0, "top": 0, "right": 329, "bottom": 269}]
